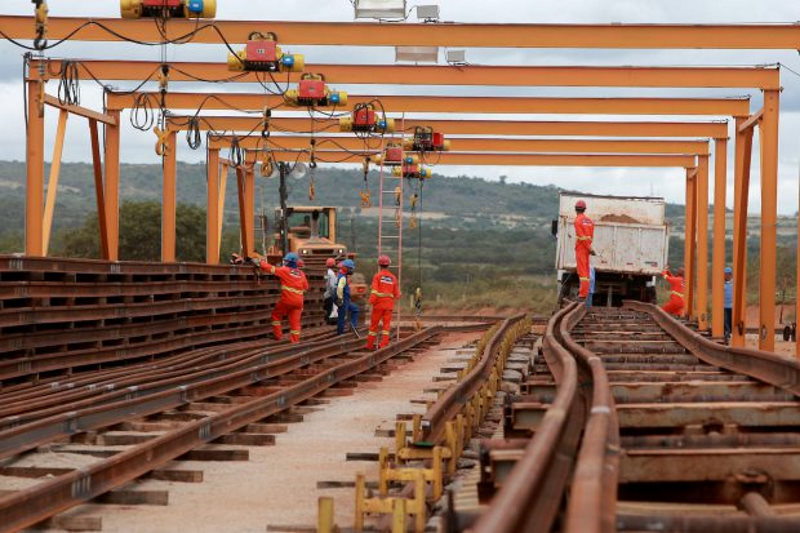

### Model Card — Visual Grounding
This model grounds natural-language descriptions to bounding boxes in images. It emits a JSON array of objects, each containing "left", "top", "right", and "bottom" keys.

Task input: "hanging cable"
[
  {"left": 230, "top": 137, "right": 244, "bottom": 168},
  {"left": 186, "top": 115, "right": 202, "bottom": 150},
  {"left": 56, "top": 60, "right": 80, "bottom": 106},
  {"left": 130, "top": 93, "right": 155, "bottom": 131},
  {"left": 308, "top": 138, "right": 317, "bottom": 201}
]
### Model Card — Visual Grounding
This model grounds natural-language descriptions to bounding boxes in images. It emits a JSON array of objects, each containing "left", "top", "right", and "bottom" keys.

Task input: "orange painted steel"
[
  {"left": 696, "top": 155, "right": 710, "bottom": 330},
  {"left": 42, "top": 109, "right": 68, "bottom": 257},
  {"left": 711, "top": 138, "right": 729, "bottom": 338},
  {"left": 106, "top": 92, "right": 751, "bottom": 118},
  {"left": 28, "top": 60, "right": 781, "bottom": 89},
  {"left": 104, "top": 110, "right": 121, "bottom": 261},
  {"left": 235, "top": 149, "right": 697, "bottom": 168},
  {"left": 89, "top": 119, "right": 111, "bottom": 261},
  {"left": 162, "top": 131, "right": 177, "bottom": 263},
  {"left": 43, "top": 94, "right": 117, "bottom": 126},
  {"left": 207, "top": 136, "right": 711, "bottom": 155},
  {"left": 7, "top": 17, "right": 800, "bottom": 49},
  {"left": 206, "top": 148, "right": 220, "bottom": 265},
  {"left": 759, "top": 91, "right": 780, "bottom": 352},
  {"left": 685, "top": 170, "right": 697, "bottom": 320},
  {"left": 731, "top": 117, "right": 753, "bottom": 348},
  {"left": 26, "top": 80, "right": 44, "bottom": 257}
]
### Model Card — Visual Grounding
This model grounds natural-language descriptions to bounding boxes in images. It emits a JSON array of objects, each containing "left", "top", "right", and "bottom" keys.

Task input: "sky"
[{"left": 1, "top": 1, "right": 800, "bottom": 213}]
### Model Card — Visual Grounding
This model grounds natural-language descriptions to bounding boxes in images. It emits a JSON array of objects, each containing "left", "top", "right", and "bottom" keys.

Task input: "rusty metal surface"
[
  {"left": 473, "top": 304, "right": 584, "bottom": 533},
  {"left": 0, "top": 327, "right": 440, "bottom": 532}
]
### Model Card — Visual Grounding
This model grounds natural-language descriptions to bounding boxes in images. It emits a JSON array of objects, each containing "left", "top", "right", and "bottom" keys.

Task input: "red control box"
[
  {"left": 354, "top": 107, "right": 376, "bottom": 127},
  {"left": 385, "top": 146, "right": 403, "bottom": 163},
  {"left": 432, "top": 132, "right": 445, "bottom": 149},
  {"left": 246, "top": 40, "right": 278, "bottom": 63},
  {"left": 143, "top": 0, "right": 182, "bottom": 7},
  {"left": 299, "top": 79, "right": 326, "bottom": 100}
]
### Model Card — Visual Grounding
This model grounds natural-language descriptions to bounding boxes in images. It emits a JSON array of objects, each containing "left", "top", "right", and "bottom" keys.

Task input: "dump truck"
[{"left": 553, "top": 193, "right": 670, "bottom": 306}]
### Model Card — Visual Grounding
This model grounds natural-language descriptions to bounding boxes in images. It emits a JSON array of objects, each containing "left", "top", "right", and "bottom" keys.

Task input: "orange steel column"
[
  {"left": 731, "top": 118, "right": 753, "bottom": 348},
  {"left": 711, "top": 138, "right": 728, "bottom": 338},
  {"left": 88, "top": 120, "right": 110, "bottom": 260},
  {"left": 25, "top": 80, "right": 45, "bottom": 256},
  {"left": 104, "top": 109, "right": 121, "bottom": 261},
  {"left": 684, "top": 171, "right": 697, "bottom": 320},
  {"left": 243, "top": 165, "right": 255, "bottom": 257},
  {"left": 758, "top": 90, "right": 780, "bottom": 352},
  {"left": 696, "top": 155, "right": 710, "bottom": 330},
  {"left": 161, "top": 132, "right": 177, "bottom": 262},
  {"left": 206, "top": 148, "right": 220, "bottom": 264}
]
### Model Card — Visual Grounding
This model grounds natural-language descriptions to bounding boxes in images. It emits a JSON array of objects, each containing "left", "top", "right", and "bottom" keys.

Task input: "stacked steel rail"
[
  {"left": 0, "top": 256, "right": 327, "bottom": 382},
  {"left": 474, "top": 303, "right": 800, "bottom": 532}
]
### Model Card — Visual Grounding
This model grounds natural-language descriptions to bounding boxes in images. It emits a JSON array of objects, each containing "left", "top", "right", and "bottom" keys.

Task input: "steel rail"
[
  {"left": 421, "top": 313, "right": 526, "bottom": 443},
  {"left": 0, "top": 327, "right": 439, "bottom": 532},
  {"left": 0, "top": 335, "right": 362, "bottom": 460},
  {"left": 558, "top": 306, "right": 620, "bottom": 533},
  {"left": 625, "top": 301, "right": 800, "bottom": 395},
  {"left": 472, "top": 304, "right": 585, "bottom": 532}
]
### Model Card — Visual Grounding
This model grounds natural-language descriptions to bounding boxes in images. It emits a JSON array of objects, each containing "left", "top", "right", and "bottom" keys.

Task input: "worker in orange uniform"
[
  {"left": 661, "top": 267, "right": 685, "bottom": 317},
  {"left": 367, "top": 255, "right": 400, "bottom": 349},
  {"left": 573, "top": 199, "right": 595, "bottom": 301},
  {"left": 251, "top": 252, "right": 309, "bottom": 343}
]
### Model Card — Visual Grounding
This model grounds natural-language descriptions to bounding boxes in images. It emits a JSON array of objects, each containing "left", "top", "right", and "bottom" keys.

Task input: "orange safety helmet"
[
  {"left": 378, "top": 255, "right": 391, "bottom": 267},
  {"left": 326, "top": 257, "right": 336, "bottom": 267},
  {"left": 575, "top": 199, "right": 587, "bottom": 211}
]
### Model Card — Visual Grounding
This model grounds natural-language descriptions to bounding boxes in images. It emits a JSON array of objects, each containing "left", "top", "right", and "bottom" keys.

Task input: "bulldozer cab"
[{"left": 271, "top": 206, "right": 347, "bottom": 259}]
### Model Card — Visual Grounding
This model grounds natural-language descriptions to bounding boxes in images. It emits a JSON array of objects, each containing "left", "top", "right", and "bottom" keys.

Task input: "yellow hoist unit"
[
  {"left": 121, "top": 0, "right": 216, "bottom": 19},
  {"left": 339, "top": 103, "right": 394, "bottom": 134},
  {"left": 227, "top": 32, "right": 305, "bottom": 73},
  {"left": 392, "top": 164, "right": 432, "bottom": 180},
  {"left": 285, "top": 73, "right": 347, "bottom": 107}
]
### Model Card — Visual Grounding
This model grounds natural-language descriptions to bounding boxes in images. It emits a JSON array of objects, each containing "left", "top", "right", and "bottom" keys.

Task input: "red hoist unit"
[
  {"left": 285, "top": 73, "right": 347, "bottom": 107},
  {"left": 403, "top": 126, "right": 450, "bottom": 152},
  {"left": 121, "top": 0, "right": 216, "bottom": 18},
  {"left": 372, "top": 145, "right": 419, "bottom": 167},
  {"left": 392, "top": 164, "right": 432, "bottom": 180},
  {"left": 228, "top": 32, "right": 304, "bottom": 73},
  {"left": 340, "top": 103, "right": 395, "bottom": 134}
]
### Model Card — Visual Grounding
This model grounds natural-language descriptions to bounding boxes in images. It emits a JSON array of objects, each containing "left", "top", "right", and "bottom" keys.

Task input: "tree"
[{"left": 60, "top": 201, "right": 207, "bottom": 262}]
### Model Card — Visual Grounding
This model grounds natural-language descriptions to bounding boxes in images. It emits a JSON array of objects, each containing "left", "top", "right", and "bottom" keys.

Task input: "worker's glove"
[
  {"left": 589, "top": 248, "right": 597, "bottom": 256},
  {"left": 335, "top": 299, "right": 344, "bottom": 308},
  {"left": 230, "top": 253, "right": 244, "bottom": 265}
]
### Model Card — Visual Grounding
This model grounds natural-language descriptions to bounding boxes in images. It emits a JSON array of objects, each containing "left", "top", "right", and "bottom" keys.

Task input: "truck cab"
[{"left": 553, "top": 193, "right": 670, "bottom": 306}]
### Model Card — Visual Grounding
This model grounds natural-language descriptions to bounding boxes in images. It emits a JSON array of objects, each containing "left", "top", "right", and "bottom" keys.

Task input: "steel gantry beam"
[
  {"left": 206, "top": 136, "right": 711, "bottom": 155},
  {"left": 28, "top": 60, "right": 782, "bottom": 89},
  {"left": 4, "top": 17, "right": 800, "bottom": 49},
  {"left": 105, "top": 92, "right": 752, "bottom": 118}
]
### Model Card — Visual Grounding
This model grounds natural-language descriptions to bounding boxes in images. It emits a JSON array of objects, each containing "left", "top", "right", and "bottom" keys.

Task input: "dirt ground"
[{"left": 48, "top": 331, "right": 481, "bottom": 533}]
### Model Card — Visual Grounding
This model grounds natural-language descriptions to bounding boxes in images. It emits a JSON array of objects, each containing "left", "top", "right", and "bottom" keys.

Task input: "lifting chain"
[
  {"left": 308, "top": 139, "right": 317, "bottom": 201},
  {"left": 360, "top": 157, "right": 372, "bottom": 208},
  {"left": 33, "top": 0, "right": 48, "bottom": 51},
  {"left": 157, "top": 64, "right": 170, "bottom": 112}
]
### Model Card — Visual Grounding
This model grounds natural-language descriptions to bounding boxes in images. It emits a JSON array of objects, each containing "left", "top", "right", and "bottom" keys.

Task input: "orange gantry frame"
[
  {"left": 4, "top": 17, "right": 800, "bottom": 49},
  {"left": 18, "top": 43, "right": 782, "bottom": 350}
]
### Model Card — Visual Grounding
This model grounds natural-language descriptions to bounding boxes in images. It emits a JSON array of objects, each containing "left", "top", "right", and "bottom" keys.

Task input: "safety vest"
[
  {"left": 336, "top": 271, "right": 351, "bottom": 303},
  {"left": 369, "top": 269, "right": 400, "bottom": 310},
  {"left": 259, "top": 262, "right": 309, "bottom": 307},
  {"left": 574, "top": 213, "right": 594, "bottom": 250}
]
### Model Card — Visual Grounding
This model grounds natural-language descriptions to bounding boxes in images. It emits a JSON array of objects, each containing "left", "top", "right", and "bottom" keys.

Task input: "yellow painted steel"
[{"left": 6, "top": 17, "right": 800, "bottom": 49}]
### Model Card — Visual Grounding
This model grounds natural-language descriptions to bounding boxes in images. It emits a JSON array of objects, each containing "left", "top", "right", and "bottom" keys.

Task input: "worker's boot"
[
  {"left": 379, "top": 334, "right": 390, "bottom": 349},
  {"left": 366, "top": 332, "right": 376, "bottom": 350},
  {"left": 272, "top": 321, "right": 283, "bottom": 341}
]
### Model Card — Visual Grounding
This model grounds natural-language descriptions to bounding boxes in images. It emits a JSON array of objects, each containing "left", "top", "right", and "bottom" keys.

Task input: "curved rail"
[{"left": 473, "top": 303, "right": 586, "bottom": 532}]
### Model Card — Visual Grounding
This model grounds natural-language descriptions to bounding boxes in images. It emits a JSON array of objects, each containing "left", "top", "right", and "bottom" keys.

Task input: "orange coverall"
[
  {"left": 574, "top": 213, "right": 595, "bottom": 299},
  {"left": 367, "top": 269, "right": 400, "bottom": 349},
  {"left": 661, "top": 270, "right": 685, "bottom": 317},
  {"left": 257, "top": 261, "right": 309, "bottom": 343}
]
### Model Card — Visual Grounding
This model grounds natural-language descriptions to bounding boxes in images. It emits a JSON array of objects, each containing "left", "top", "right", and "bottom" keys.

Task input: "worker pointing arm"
[
  {"left": 660, "top": 267, "right": 685, "bottom": 318},
  {"left": 251, "top": 253, "right": 308, "bottom": 343}
]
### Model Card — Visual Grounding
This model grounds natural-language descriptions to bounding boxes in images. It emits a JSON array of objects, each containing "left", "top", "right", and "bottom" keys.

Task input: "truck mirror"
[{"left": 551, "top": 220, "right": 558, "bottom": 238}]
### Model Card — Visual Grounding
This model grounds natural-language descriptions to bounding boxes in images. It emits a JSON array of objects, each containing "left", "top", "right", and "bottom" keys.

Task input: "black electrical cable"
[
  {"left": 56, "top": 60, "right": 80, "bottom": 106},
  {"left": 130, "top": 93, "right": 155, "bottom": 131},
  {"left": 186, "top": 115, "right": 202, "bottom": 150}
]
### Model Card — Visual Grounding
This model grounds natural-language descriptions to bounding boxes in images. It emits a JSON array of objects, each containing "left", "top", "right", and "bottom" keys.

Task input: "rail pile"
[
  {"left": 0, "top": 256, "right": 326, "bottom": 382},
  {"left": 474, "top": 302, "right": 800, "bottom": 532},
  {"left": 343, "top": 313, "right": 531, "bottom": 532}
]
